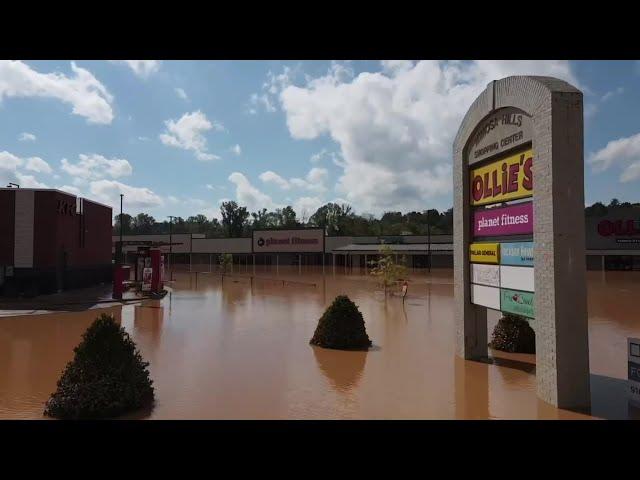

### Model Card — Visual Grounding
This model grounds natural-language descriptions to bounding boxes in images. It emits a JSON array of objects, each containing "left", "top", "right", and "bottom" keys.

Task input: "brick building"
[{"left": 0, "top": 188, "right": 113, "bottom": 296}]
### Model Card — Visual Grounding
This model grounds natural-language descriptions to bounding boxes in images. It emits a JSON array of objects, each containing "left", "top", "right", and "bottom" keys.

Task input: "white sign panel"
[
  {"left": 252, "top": 229, "right": 324, "bottom": 253},
  {"left": 471, "top": 263, "right": 500, "bottom": 287},
  {"left": 629, "top": 338, "right": 640, "bottom": 407},
  {"left": 470, "top": 284, "right": 501, "bottom": 310},
  {"left": 500, "top": 265, "right": 535, "bottom": 292}
]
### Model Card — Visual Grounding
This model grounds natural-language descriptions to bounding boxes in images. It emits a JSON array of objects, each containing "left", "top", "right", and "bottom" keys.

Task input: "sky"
[{"left": 0, "top": 60, "right": 638, "bottom": 222}]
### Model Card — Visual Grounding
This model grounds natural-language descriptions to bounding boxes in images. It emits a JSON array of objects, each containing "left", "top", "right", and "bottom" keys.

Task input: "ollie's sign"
[
  {"left": 597, "top": 219, "right": 640, "bottom": 237},
  {"left": 252, "top": 228, "right": 324, "bottom": 253},
  {"left": 470, "top": 148, "right": 533, "bottom": 206}
]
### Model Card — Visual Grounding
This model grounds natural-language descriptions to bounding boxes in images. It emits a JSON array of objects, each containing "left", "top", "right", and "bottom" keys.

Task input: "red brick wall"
[
  {"left": 32, "top": 191, "right": 112, "bottom": 268},
  {"left": 76, "top": 199, "right": 112, "bottom": 266},
  {"left": 33, "top": 190, "right": 63, "bottom": 268},
  {"left": 0, "top": 190, "right": 15, "bottom": 266}
]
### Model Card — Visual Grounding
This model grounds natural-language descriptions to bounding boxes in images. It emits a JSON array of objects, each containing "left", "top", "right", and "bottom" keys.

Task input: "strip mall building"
[{"left": 111, "top": 207, "right": 640, "bottom": 272}]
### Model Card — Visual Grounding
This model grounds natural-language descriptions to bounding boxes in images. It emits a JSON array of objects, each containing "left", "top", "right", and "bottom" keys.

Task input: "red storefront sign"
[{"left": 597, "top": 219, "right": 640, "bottom": 237}]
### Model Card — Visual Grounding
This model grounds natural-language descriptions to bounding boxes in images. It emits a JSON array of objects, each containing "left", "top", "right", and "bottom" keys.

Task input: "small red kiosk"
[{"left": 113, "top": 240, "right": 176, "bottom": 299}]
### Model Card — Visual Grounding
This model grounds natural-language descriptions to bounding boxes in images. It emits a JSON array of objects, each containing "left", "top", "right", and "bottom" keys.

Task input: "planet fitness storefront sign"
[
  {"left": 453, "top": 76, "right": 590, "bottom": 409},
  {"left": 252, "top": 228, "right": 324, "bottom": 253}
]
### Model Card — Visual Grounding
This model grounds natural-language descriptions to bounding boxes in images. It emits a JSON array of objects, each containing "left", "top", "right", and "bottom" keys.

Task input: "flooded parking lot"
[{"left": 1, "top": 267, "right": 639, "bottom": 419}]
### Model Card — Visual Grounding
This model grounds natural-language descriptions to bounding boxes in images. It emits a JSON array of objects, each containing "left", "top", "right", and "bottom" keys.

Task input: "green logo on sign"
[{"left": 501, "top": 288, "right": 534, "bottom": 318}]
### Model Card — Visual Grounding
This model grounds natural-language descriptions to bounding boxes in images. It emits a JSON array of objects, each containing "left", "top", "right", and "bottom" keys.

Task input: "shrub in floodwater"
[
  {"left": 488, "top": 314, "right": 535, "bottom": 354},
  {"left": 310, "top": 295, "right": 372, "bottom": 351},
  {"left": 44, "top": 313, "right": 154, "bottom": 419}
]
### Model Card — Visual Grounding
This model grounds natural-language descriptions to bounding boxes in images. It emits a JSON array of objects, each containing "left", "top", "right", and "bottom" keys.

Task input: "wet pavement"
[{"left": 1, "top": 266, "right": 639, "bottom": 419}]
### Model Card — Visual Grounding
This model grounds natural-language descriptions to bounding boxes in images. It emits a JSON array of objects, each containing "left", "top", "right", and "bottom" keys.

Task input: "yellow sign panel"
[
  {"left": 470, "top": 148, "right": 533, "bottom": 206},
  {"left": 470, "top": 242, "right": 500, "bottom": 264}
]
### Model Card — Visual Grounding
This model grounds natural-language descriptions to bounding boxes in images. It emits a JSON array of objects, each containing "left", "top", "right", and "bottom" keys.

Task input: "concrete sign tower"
[{"left": 453, "top": 76, "right": 590, "bottom": 409}]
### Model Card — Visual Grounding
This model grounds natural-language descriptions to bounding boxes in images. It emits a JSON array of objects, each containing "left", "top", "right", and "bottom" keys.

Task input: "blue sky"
[{"left": 0, "top": 60, "right": 638, "bottom": 221}]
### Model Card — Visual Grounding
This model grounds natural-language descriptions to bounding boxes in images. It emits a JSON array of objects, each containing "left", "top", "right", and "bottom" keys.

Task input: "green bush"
[
  {"left": 44, "top": 313, "right": 154, "bottom": 419},
  {"left": 310, "top": 295, "right": 372, "bottom": 351},
  {"left": 489, "top": 314, "right": 535, "bottom": 354}
]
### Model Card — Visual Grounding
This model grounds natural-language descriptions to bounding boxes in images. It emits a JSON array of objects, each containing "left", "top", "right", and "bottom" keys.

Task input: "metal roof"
[{"left": 332, "top": 243, "right": 453, "bottom": 253}]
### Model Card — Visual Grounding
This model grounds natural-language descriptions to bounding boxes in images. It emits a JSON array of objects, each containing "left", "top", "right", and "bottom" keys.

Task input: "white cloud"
[
  {"left": 228, "top": 172, "right": 280, "bottom": 211},
  {"left": 58, "top": 185, "right": 82, "bottom": 196},
  {"left": 589, "top": 133, "right": 640, "bottom": 172},
  {"left": 25, "top": 157, "right": 52, "bottom": 174},
  {"left": 231, "top": 144, "right": 241, "bottom": 155},
  {"left": 175, "top": 88, "right": 188, "bottom": 100},
  {"left": 621, "top": 162, "right": 640, "bottom": 183},
  {"left": 61, "top": 153, "right": 133, "bottom": 181},
  {"left": 247, "top": 65, "right": 299, "bottom": 114},
  {"left": 293, "top": 196, "right": 323, "bottom": 220},
  {"left": 602, "top": 86, "right": 624, "bottom": 102},
  {"left": 111, "top": 60, "right": 161, "bottom": 78},
  {"left": 0, "top": 151, "right": 50, "bottom": 188},
  {"left": 15, "top": 173, "right": 47, "bottom": 188},
  {"left": 89, "top": 180, "right": 163, "bottom": 210},
  {"left": 259, "top": 170, "right": 290, "bottom": 190},
  {"left": 586, "top": 86, "right": 625, "bottom": 119},
  {"left": 159, "top": 110, "right": 223, "bottom": 161},
  {"left": 589, "top": 132, "right": 640, "bottom": 183},
  {"left": 279, "top": 60, "right": 580, "bottom": 213},
  {"left": 19, "top": 132, "right": 36, "bottom": 142},
  {"left": 0, "top": 61, "right": 114, "bottom": 124},
  {"left": 0, "top": 151, "right": 23, "bottom": 170},
  {"left": 259, "top": 167, "right": 329, "bottom": 193},
  {"left": 289, "top": 167, "right": 328, "bottom": 193},
  {"left": 309, "top": 149, "right": 340, "bottom": 164},
  {"left": 138, "top": 136, "right": 150, "bottom": 141}
]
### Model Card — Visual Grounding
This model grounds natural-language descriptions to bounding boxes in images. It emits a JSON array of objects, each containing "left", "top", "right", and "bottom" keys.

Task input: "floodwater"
[{"left": 1, "top": 266, "right": 639, "bottom": 420}]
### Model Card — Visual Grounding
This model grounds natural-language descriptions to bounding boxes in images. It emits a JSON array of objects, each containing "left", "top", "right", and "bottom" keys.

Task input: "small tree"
[
  {"left": 369, "top": 244, "right": 407, "bottom": 294},
  {"left": 489, "top": 314, "right": 535, "bottom": 353},
  {"left": 44, "top": 313, "right": 154, "bottom": 419},
  {"left": 219, "top": 253, "right": 233, "bottom": 274},
  {"left": 310, "top": 295, "right": 372, "bottom": 350}
]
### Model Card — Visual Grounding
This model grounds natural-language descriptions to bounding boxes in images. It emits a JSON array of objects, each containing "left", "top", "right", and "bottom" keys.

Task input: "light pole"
[
  {"left": 168, "top": 215, "right": 175, "bottom": 280},
  {"left": 427, "top": 210, "right": 431, "bottom": 273},
  {"left": 119, "top": 194, "right": 124, "bottom": 264}
]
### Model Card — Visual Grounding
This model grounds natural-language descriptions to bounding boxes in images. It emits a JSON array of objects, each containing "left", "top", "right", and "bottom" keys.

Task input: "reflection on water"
[
  {"left": 312, "top": 346, "right": 367, "bottom": 393},
  {"left": 0, "top": 267, "right": 639, "bottom": 419}
]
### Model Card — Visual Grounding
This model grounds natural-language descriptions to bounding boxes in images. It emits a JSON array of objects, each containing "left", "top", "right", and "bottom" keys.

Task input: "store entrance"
[{"left": 604, "top": 255, "right": 640, "bottom": 271}]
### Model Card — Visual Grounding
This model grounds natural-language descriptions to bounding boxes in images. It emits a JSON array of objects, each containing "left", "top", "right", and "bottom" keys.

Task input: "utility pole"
[
  {"left": 119, "top": 193, "right": 124, "bottom": 264},
  {"left": 168, "top": 215, "right": 175, "bottom": 280},
  {"left": 427, "top": 209, "right": 431, "bottom": 273}
]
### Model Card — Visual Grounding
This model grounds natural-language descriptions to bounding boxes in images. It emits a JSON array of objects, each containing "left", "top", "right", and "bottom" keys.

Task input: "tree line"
[
  {"left": 113, "top": 201, "right": 454, "bottom": 237},
  {"left": 113, "top": 197, "right": 639, "bottom": 238}
]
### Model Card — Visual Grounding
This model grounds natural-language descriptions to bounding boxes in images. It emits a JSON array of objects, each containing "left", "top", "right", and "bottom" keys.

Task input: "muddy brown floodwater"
[{"left": 1, "top": 266, "right": 639, "bottom": 419}]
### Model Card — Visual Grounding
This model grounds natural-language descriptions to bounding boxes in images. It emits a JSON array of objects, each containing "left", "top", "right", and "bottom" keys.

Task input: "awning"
[{"left": 332, "top": 243, "right": 453, "bottom": 254}]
